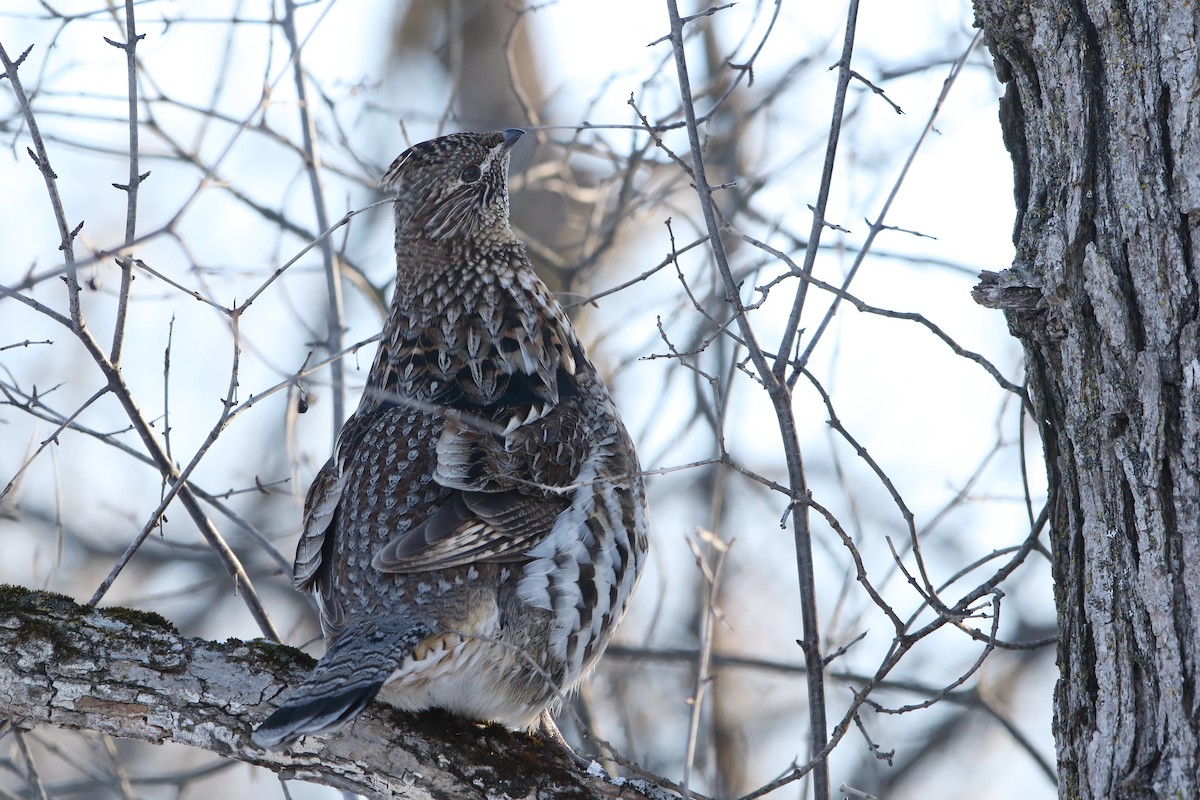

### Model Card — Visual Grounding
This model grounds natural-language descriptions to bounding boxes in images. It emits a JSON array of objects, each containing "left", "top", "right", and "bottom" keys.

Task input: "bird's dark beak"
[{"left": 501, "top": 128, "right": 525, "bottom": 152}]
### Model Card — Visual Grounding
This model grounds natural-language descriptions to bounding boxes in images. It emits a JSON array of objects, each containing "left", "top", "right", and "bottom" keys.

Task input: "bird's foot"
[{"left": 534, "top": 709, "right": 598, "bottom": 772}]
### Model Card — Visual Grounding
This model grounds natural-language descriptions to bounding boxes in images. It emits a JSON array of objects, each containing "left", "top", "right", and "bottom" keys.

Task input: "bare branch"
[
  {"left": 280, "top": 0, "right": 347, "bottom": 432},
  {"left": 0, "top": 587, "right": 667, "bottom": 800},
  {"left": 107, "top": 0, "right": 145, "bottom": 366}
]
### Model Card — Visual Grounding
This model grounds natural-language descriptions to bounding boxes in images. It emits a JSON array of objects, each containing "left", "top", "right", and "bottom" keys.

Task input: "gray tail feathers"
[{"left": 252, "top": 620, "right": 430, "bottom": 749}]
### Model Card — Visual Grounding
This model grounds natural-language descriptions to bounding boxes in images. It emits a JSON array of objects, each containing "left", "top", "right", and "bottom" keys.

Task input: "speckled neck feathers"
[{"left": 366, "top": 236, "right": 581, "bottom": 423}]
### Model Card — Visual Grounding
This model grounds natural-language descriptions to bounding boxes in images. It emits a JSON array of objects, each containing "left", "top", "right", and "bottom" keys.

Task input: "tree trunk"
[{"left": 972, "top": 2, "right": 1200, "bottom": 797}]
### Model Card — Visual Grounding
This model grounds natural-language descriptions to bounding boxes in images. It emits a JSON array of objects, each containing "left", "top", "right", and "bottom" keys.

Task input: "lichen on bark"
[{"left": 0, "top": 584, "right": 652, "bottom": 799}]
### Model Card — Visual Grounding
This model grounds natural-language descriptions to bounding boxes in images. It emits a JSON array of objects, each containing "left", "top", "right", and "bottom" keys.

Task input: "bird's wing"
[
  {"left": 293, "top": 457, "right": 342, "bottom": 592},
  {"left": 289, "top": 454, "right": 351, "bottom": 636},
  {"left": 292, "top": 403, "right": 389, "bottom": 593},
  {"left": 292, "top": 409, "right": 404, "bottom": 634},
  {"left": 371, "top": 400, "right": 589, "bottom": 574},
  {"left": 370, "top": 490, "right": 566, "bottom": 571}
]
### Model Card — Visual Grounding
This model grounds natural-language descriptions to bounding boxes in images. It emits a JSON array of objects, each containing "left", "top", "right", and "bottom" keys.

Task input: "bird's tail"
[{"left": 252, "top": 619, "right": 429, "bottom": 749}]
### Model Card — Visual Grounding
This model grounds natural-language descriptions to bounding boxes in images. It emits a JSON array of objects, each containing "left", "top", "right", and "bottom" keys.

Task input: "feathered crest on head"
[{"left": 380, "top": 129, "right": 523, "bottom": 194}]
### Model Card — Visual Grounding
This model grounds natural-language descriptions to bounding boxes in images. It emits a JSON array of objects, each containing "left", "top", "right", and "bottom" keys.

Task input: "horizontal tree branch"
[{"left": 0, "top": 585, "right": 665, "bottom": 800}]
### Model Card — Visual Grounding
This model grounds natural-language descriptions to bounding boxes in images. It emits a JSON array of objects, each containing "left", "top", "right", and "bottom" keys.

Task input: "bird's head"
[{"left": 381, "top": 128, "right": 524, "bottom": 243}]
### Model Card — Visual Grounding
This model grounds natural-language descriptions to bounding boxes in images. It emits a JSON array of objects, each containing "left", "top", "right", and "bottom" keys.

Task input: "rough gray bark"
[
  {"left": 0, "top": 586, "right": 666, "bottom": 800},
  {"left": 972, "top": 2, "right": 1200, "bottom": 797}
]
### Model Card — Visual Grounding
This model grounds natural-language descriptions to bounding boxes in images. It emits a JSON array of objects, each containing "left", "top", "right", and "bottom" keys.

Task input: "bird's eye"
[{"left": 460, "top": 165, "right": 482, "bottom": 183}]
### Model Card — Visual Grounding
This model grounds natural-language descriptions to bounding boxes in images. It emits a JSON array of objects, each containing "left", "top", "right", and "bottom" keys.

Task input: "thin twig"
[
  {"left": 106, "top": 0, "right": 145, "bottom": 366},
  {"left": 1, "top": 41, "right": 281, "bottom": 640},
  {"left": 740, "top": 232, "right": 1026, "bottom": 397},
  {"left": 0, "top": 377, "right": 292, "bottom": 573},
  {"left": 88, "top": 315, "right": 247, "bottom": 612},
  {"left": 12, "top": 730, "right": 50, "bottom": 800},
  {"left": 0, "top": 386, "right": 109, "bottom": 504},
  {"left": 663, "top": 2, "right": 830, "bottom": 796},
  {"left": 794, "top": 30, "right": 984, "bottom": 374},
  {"left": 280, "top": 0, "right": 346, "bottom": 432},
  {"left": 681, "top": 528, "right": 732, "bottom": 797},
  {"left": 771, "top": 0, "right": 860, "bottom": 383}
]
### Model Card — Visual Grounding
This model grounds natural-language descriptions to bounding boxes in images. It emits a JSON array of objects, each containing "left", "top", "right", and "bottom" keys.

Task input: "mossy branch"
[{"left": 0, "top": 585, "right": 660, "bottom": 800}]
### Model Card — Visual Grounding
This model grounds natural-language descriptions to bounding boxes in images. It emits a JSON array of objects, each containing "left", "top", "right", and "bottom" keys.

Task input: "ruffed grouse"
[{"left": 252, "top": 128, "right": 648, "bottom": 749}]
